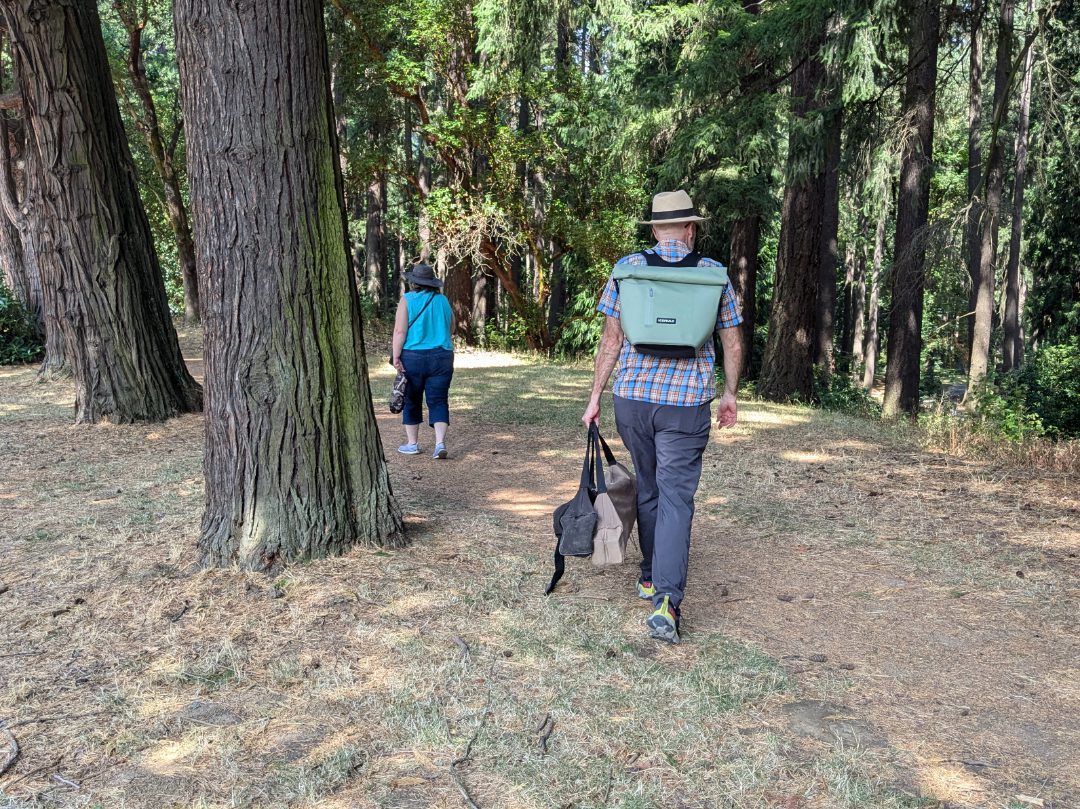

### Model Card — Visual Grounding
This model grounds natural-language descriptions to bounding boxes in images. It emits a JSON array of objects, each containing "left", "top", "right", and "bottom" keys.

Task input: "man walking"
[{"left": 582, "top": 190, "right": 743, "bottom": 644}]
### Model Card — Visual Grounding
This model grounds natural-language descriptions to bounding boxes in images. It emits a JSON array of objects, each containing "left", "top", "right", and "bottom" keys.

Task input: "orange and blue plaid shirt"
[{"left": 597, "top": 240, "right": 742, "bottom": 407}]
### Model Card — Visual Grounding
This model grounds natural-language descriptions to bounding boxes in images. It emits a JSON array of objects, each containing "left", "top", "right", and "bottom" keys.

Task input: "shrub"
[
  {"left": 1023, "top": 340, "right": 1080, "bottom": 439},
  {"left": 814, "top": 368, "right": 881, "bottom": 418},
  {"left": 0, "top": 278, "right": 44, "bottom": 365}
]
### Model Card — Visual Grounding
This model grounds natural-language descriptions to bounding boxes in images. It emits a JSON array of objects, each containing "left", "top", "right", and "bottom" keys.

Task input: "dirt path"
[
  {"left": 373, "top": 357, "right": 1080, "bottom": 808},
  {"left": 1, "top": 347, "right": 1076, "bottom": 808}
]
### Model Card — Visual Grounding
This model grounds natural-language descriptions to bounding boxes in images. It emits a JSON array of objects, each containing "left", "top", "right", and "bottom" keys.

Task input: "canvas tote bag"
[{"left": 591, "top": 428, "right": 637, "bottom": 566}]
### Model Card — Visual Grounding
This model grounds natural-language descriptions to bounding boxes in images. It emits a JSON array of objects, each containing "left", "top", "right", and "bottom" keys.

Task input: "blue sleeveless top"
[{"left": 403, "top": 291, "right": 453, "bottom": 351}]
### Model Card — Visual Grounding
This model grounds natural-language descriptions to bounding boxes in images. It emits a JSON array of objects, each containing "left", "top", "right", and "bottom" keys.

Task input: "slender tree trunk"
[
  {"left": 816, "top": 98, "right": 842, "bottom": 376},
  {"left": 965, "top": 0, "right": 985, "bottom": 356},
  {"left": 365, "top": 175, "right": 384, "bottom": 306},
  {"left": 4, "top": 0, "right": 200, "bottom": 422},
  {"left": 175, "top": 0, "right": 403, "bottom": 568},
  {"left": 113, "top": 3, "right": 200, "bottom": 322},
  {"left": 0, "top": 104, "right": 39, "bottom": 331},
  {"left": 728, "top": 215, "right": 759, "bottom": 378},
  {"left": 851, "top": 226, "right": 868, "bottom": 376},
  {"left": 840, "top": 240, "right": 856, "bottom": 362},
  {"left": 758, "top": 43, "right": 827, "bottom": 403},
  {"left": 1002, "top": 0, "right": 1035, "bottom": 372},
  {"left": 883, "top": 0, "right": 940, "bottom": 417},
  {"left": 967, "top": 0, "right": 1014, "bottom": 393},
  {"left": 445, "top": 257, "right": 475, "bottom": 342},
  {"left": 862, "top": 200, "right": 887, "bottom": 390}
]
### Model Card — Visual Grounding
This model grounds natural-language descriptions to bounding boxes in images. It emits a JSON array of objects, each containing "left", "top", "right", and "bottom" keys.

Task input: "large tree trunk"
[
  {"left": 967, "top": 0, "right": 1014, "bottom": 393},
  {"left": 862, "top": 200, "right": 887, "bottom": 390},
  {"left": 174, "top": 0, "right": 403, "bottom": 569},
  {"left": 4, "top": 0, "right": 200, "bottom": 422},
  {"left": 815, "top": 98, "right": 842, "bottom": 376},
  {"left": 883, "top": 0, "right": 940, "bottom": 417},
  {"left": 758, "top": 46, "right": 827, "bottom": 403},
  {"left": 965, "top": 0, "right": 985, "bottom": 356},
  {"left": 1002, "top": 0, "right": 1035, "bottom": 372},
  {"left": 728, "top": 215, "right": 759, "bottom": 378},
  {"left": 113, "top": 2, "right": 200, "bottom": 323}
]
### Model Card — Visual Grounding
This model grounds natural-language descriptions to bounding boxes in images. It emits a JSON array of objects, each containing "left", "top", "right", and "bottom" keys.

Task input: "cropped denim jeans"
[{"left": 400, "top": 348, "right": 454, "bottom": 426}]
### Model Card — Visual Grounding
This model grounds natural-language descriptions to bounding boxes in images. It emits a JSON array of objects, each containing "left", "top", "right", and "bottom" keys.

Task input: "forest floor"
[{"left": 1, "top": 329, "right": 1078, "bottom": 809}]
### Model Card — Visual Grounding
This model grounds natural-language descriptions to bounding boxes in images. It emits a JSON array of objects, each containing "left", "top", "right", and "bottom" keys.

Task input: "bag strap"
[
  {"left": 590, "top": 424, "right": 607, "bottom": 494},
  {"left": 545, "top": 542, "right": 564, "bottom": 595},
  {"left": 640, "top": 249, "right": 703, "bottom": 268},
  {"left": 594, "top": 428, "right": 618, "bottom": 467},
  {"left": 407, "top": 291, "right": 436, "bottom": 329}
]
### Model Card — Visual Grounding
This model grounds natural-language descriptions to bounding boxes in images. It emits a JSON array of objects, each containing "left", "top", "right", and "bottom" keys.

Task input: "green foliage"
[
  {"left": 814, "top": 368, "right": 881, "bottom": 418},
  {"left": 966, "top": 372, "right": 1047, "bottom": 442},
  {"left": 0, "top": 279, "right": 44, "bottom": 365}
]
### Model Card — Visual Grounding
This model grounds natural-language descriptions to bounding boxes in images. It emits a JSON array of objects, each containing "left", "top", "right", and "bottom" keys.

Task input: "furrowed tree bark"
[
  {"left": 1002, "top": 0, "right": 1035, "bottom": 372},
  {"left": 965, "top": 0, "right": 985, "bottom": 356},
  {"left": 815, "top": 94, "right": 842, "bottom": 377},
  {"left": 174, "top": 0, "right": 404, "bottom": 569},
  {"left": 3, "top": 0, "right": 199, "bottom": 421},
  {"left": 883, "top": 0, "right": 940, "bottom": 417},
  {"left": 967, "top": 0, "right": 1014, "bottom": 394},
  {"left": 365, "top": 174, "right": 384, "bottom": 306},
  {"left": 851, "top": 227, "right": 868, "bottom": 376},
  {"left": 758, "top": 45, "right": 827, "bottom": 403},
  {"left": 862, "top": 198, "right": 887, "bottom": 390},
  {"left": 113, "top": 2, "right": 200, "bottom": 323},
  {"left": 728, "top": 215, "right": 759, "bottom": 378}
]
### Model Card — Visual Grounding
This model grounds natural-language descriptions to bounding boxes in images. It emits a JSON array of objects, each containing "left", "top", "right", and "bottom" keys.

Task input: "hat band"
[{"left": 650, "top": 207, "right": 698, "bottom": 221}]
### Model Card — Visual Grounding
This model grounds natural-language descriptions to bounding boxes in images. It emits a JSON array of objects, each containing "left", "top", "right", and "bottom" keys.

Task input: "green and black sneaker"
[{"left": 646, "top": 595, "right": 680, "bottom": 644}]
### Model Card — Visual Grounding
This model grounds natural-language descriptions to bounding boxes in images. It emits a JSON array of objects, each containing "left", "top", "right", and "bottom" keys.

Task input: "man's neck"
[{"left": 655, "top": 239, "right": 692, "bottom": 252}]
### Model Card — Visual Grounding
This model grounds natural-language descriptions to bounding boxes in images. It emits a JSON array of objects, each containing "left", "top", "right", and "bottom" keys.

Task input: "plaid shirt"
[{"left": 597, "top": 240, "right": 742, "bottom": 407}]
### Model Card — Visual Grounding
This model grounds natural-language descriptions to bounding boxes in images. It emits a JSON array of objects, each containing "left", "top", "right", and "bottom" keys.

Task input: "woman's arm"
[{"left": 391, "top": 296, "right": 409, "bottom": 372}]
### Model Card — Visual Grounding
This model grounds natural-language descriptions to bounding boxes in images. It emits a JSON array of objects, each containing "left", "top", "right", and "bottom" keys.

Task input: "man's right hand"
[{"left": 582, "top": 397, "right": 601, "bottom": 428}]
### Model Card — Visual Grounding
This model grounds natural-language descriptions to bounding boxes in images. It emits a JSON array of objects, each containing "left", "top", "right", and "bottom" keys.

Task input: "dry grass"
[{"left": 1, "top": 334, "right": 1077, "bottom": 808}]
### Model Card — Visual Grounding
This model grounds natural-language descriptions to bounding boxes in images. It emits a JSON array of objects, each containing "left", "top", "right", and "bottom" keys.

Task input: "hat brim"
[
  {"left": 404, "top": 273, "right": 444, "bottom": 288},
  {"left": 638, "top": 214, "right": 709, "bottom": 225}
]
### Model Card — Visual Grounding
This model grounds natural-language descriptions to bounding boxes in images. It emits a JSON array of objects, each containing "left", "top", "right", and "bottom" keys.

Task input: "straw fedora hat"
[{"left": 639, "top": 190, "right": 709, "bottom": 225}]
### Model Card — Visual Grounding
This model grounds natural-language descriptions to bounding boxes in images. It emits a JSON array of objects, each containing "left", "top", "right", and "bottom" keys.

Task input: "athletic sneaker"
[
  {"left": 397, "top": 443, "right": 421, "bottom": 455},
  {"left": 637, "top": 579, "right": 656, "bottom": 600},
  {"left": 646, "top": 596, "right": 680, "bottom": 644},
  {"left": 433, "top": 443, "right": 448, "bottom": 460}
]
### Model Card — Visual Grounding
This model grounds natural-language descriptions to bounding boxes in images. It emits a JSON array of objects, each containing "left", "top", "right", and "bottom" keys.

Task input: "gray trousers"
[{"left": 613, "top": 395, "right": 712, "bottom": 611}]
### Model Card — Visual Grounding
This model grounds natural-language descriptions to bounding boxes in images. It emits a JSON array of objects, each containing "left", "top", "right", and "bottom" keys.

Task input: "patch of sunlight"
[
  {"left": 0, "top": 403, "right": 26, "bottom": 411},
  {"left": 141, "top": 737, "right": 201, "bottom": 776},
  {"left": 741, "top": 408, "right": 812, "bottom": 427},
  {"left": 135, "top": 695, "right": 186, "bottom": 721},
  {"left": 780, "top": 450, "right": 835, "bottom": 464},
  {"left": 701, "top": 495, "right": 730, "bottom": 506},
  {"left": 829, "top": 439, "right": 879, "bottom": 452},
  {"left": 381, "top": 592, "right": 442, "bottom": 618},
  {"left": 486, "top": 487, "right": 564, "bottom": 517},
  {"left": 915, "top": 759, "right": 989, "bottom": 805},
  {"left": 451, "top": 351, "right": 531, "bottom": 369}
]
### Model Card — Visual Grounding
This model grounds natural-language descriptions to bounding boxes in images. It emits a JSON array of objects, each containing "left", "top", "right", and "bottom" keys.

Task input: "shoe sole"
[
  {"left": 398, "top": 449, "right": 421, "bottom": 455},
  {"left": 648, "top": 624, "right": 680, "bottom": 644},
  {"left": 433, "top": 449, "right": 447, "bottom": 459}
]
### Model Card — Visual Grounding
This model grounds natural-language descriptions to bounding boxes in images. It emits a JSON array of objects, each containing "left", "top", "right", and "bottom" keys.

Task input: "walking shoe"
[
  {"left": 637, "top": 579, "right": 656, "bottom": 600},
  {"left": 646, "top": 596, "right": 680, "bottom": 644},
  {"left": 433, "top": 443, "right": 448, "bottom": 459},
  {"left": 397, "top": 443, "right": 421, "bottom": 455}
]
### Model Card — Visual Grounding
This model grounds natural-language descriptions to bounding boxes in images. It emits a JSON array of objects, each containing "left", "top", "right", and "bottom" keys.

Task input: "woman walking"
[{"left": 391, "top": 263, "right": 455, "bottom": 458}]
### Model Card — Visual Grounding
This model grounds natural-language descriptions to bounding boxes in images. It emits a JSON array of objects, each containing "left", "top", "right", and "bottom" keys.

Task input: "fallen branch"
[
  {"left": 6, "top": 711, "right": 105, "bottom": 729},
  {"left": 535, "top": 714, "right": 555, "bottom": 755},
  {"left": 452, "top": 636, "right": 470, "bottom": 660},
  {"left": 0, "top": 724, "right": 19, "bottom": 777},
  {"left": 51, "top": 773, "right": 79, "bottom": 789}
]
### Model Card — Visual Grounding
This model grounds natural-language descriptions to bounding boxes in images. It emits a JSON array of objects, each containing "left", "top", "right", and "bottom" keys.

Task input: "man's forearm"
[
  {"left": 590, "top": 320, "right": 622, "bottom": 400},
  {"left": 719, "top": 329, "right": 742, "bottom": 397}
]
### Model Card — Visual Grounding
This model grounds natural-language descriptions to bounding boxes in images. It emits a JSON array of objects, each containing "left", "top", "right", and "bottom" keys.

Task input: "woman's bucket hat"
[{"left": 404, "top": 263, "right": 444, "bottom": 289}]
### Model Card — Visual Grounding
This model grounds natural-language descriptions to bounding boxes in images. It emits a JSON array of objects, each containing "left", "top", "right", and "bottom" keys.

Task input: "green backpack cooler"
[{"left": 613, "top": 250, "right": 729, "bottom": 359}]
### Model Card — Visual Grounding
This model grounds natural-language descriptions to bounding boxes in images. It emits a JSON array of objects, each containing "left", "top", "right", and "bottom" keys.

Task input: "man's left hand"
[{"left": 717, "top": 392, "right": 737, "bottom": 429}]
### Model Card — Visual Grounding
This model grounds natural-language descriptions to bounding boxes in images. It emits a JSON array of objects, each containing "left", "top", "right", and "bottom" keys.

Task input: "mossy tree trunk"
[
  {"left": 174, "top": 0, "right": 404, "bottom": 570},
  {"left": 2, "top": 0, "right": 200, "bottom": 420}
]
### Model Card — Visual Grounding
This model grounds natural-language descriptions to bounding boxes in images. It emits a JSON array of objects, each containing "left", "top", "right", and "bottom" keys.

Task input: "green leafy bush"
[
  {"left": 0, "top": 279, "right": 44, "bottom": 365},
  {"left": 966, "top": 372, "right": 1047, "bottom": 442},
  {"left": 814, "top": 368, "right": 881, "bottom": 418},
  {"left": 1021, "top": 340, "right": 1080, "bottom": 439}
]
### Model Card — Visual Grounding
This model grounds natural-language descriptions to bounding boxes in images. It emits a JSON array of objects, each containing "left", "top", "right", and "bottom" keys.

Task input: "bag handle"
[
  {"left": 589, "top": 424, "right": 608, "bottom": 494},
  {"left": 407, "top": 290, "right": 436, "bottom": 329},
  {"left": 578, "top": 426, "right": 595, "bottom": 489},
  {"left": 594, "top": 428, "right": 618, "bottom": 467}
]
